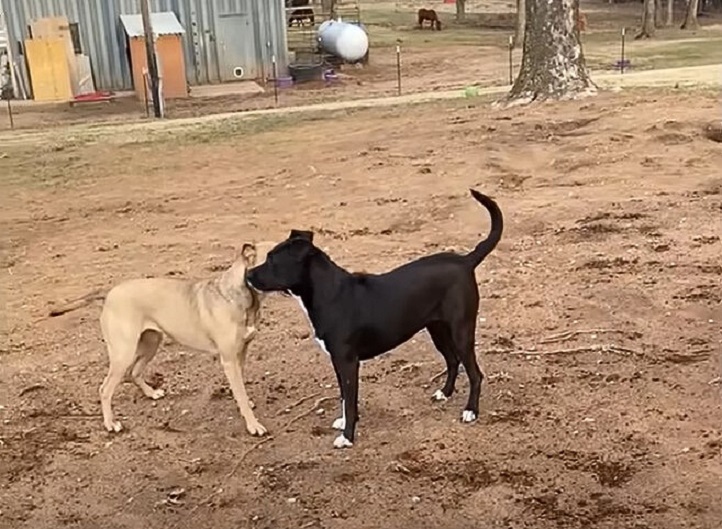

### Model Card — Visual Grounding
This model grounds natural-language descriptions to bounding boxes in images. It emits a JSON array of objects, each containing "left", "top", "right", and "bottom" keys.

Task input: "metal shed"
[{"left": 0, "top": 0, "right": 289, "bottom": 95}]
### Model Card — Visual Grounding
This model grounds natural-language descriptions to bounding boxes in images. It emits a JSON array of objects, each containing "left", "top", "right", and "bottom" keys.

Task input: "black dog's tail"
[{"left": 465, "top": 189, "right": 503, "bottom": 268}]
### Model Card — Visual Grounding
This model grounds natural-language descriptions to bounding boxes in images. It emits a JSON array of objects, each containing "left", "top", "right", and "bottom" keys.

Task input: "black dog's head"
[{"left": 246, "top": 229, "right": 316, "bottom": 294}]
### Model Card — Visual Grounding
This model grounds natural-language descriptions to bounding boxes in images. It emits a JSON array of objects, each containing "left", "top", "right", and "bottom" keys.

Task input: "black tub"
[{"left": 288, "top": 62, "right": 323, "bottom": 83}]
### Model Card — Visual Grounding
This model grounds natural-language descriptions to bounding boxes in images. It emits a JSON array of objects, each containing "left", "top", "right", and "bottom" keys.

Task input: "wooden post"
[
  {"left": 140, "top": 0, "right": 162, "bottom": 118},
  {"left": 395, "top": 41, "right": 401, "bottom": 96}
]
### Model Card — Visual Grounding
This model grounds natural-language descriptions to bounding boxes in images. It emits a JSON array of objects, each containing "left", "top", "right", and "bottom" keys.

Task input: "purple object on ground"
[{"left": 276, "top": 76, "right": 293, "bottom": 88}]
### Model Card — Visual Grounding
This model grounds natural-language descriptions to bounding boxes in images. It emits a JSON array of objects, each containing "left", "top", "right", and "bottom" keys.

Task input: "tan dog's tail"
[{"left": 48, "top": 289, "right": 107, "bottom": 317}]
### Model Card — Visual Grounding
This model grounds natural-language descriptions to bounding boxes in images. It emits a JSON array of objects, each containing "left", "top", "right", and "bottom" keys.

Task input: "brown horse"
[
  {"left": 417, "top": 8, "right": 442, "bottom": 31},
  {"left": 577, "top": 12, "right": 588, "bottom": 32}
]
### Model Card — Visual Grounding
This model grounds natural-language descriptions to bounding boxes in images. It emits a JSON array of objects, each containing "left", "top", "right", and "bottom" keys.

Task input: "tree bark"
[
  {"left": 666, "top": 0, "right": 674, "bottom": 25},
  {"left": 655, "top": 0, "right": 665, "bottom": 26},
  {"left": 514, "top": 0, "right": 526, "bottom": 48},
  {"left": 508, "top": 0, "right": 596, "bottom": 103},
  {"left": 637, "top": 0, "right": 656, "bottom": 38},
  {"left": 456, "top": 0, "right": 466, "bottom": 22},
  {"left": 681, "top": 0, "right": 700, "bottom": 29},
  {"left": 321, "top": 0, "right": 334, "bottom": 14}
]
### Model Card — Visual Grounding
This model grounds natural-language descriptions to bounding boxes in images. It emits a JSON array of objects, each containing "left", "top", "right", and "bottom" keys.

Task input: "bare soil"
[{"left": 1, "top": 89, "right": 721, "bottom": 529}]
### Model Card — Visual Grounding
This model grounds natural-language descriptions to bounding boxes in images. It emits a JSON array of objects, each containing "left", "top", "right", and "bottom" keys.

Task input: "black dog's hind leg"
[
  {"left": 332, "top": 354, "right": 359, "bottom": 448},
  {"left": 332, "top": 362, "right": 345, "bottom": 430},
  {"left": 453, "top": 322, "right": 483, "bottom": 422},
  {"left": 427, "top": 321, "right": 460, "bottom": 401}
]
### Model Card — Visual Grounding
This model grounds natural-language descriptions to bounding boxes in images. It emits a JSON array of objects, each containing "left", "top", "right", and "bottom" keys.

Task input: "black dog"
[{"left": 247, "top": 189, "right": 503, "bottom": 448}]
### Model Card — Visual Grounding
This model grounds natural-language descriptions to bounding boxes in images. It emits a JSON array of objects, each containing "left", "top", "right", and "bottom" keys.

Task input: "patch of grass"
[
  {"left": 364, "top": 8, "right": 511, "bottom": 48},
  {"left": 584, "top": 33, "right": 722, "bottom": 71},
  {"left": 0, "top": 92, "right": 506, "bottom": 190},
  {"left": 624, "top": 37, "right": 722, "bottom": 70}
]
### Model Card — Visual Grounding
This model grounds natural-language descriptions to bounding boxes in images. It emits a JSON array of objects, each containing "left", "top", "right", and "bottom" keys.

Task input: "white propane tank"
[{"left": 317, "top": 20, "right": 369, "bottom": 63}]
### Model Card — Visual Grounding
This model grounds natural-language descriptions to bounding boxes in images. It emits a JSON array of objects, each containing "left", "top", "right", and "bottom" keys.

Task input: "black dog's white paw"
[
  {"left": 461, "top": 410, "right": 477, "bottom": 423},
  {"left": 431, "top": 389, "right": 448, "bottom": 402},
  {"left": 332, "top": 417, "right": 345, "bottom": 430},
  {"left": 333, "top": 434, "right": 353, "bottom": 449}
]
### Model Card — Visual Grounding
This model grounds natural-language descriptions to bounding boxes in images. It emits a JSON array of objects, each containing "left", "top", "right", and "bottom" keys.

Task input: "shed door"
[{"left": 216, "top": 6, "right": 257, "bottom": 82}]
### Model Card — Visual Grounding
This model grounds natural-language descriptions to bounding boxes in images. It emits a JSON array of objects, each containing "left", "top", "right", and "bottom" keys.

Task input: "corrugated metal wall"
[{"left": 0, "top": 0, "right": 288, "bottom": 93}]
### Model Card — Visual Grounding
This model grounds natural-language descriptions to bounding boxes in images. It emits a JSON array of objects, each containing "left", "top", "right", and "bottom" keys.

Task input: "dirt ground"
[{"left": 2, "top": 88, "right": 721, "bottom": 529}]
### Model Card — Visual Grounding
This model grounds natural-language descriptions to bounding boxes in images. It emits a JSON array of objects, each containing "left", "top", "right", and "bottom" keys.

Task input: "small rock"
[
  {"left": 411, "top": 496, "right": 421, "bottom": 503},
  {"left": 287, "top": 497, "right": 297, "bottom": 504}
]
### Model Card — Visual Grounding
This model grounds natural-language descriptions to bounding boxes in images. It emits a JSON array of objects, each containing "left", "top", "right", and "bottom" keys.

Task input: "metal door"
[{"left": 216, "top": 4, "right": 257, "bottom": 82}]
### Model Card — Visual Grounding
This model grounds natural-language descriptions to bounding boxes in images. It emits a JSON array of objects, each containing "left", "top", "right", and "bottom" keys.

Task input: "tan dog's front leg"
[
  {"left": 218, "top": 341, "right": 267, "bottom": 436},
  {"left": 244, "top": 305, "right": 259, "bottom": 343}
]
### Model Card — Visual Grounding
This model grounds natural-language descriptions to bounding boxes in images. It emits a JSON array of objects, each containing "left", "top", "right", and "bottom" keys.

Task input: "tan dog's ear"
[{"left": 241, "top": 243, "right": 257, "bottom": 266}]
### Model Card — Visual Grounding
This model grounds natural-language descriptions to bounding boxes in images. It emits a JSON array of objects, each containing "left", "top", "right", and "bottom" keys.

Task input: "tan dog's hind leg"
[
  {"left": 131, "top": 330, "right": 164, "bottom": 400},
  {"left": 218, "top": 339, "right": 267, "bottom": 436},
  {"left": 99, "top": 321, "right": 140, "bottom": 433}
]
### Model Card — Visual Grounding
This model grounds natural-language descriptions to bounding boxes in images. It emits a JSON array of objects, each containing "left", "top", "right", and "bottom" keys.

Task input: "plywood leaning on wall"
[
  {"left": 24, "top": 37, "right": 73, "bottom": 102},
  {"left": 29, "top": 16, "right": 79, "bottom": 96}
]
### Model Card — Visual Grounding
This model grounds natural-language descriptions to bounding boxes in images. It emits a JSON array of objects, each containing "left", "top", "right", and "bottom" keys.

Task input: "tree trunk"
[
  {"left": 655, "top": 0, "right": 665, "bottom": 26},
  {"left": 456, "top": 0, "right": 466, "bottom": 22},
  {"left": 666, "top": 0, "right": 674, "bottom": 25},
  {"left": 637, "top": 0, "right": 656, "bottom": 38},
  {"left": 514, "top": 0, "right": 526, "bottom": 48},
  {"left": 681, "top": 0, "right": 700, "bottom": 29},
  {"left": 508, "top": 0, "right": 596, "bottom": 103},
  {"left": 321, "top": 0, "right": 334, "bottom": 15}
]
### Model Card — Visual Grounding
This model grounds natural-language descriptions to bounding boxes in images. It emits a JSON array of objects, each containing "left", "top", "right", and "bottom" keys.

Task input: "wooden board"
[
  {"left": 24, "top": 38, "right": 72, "bottom": 102},
  {"left": 129, "top": 36, "right": 188, "bottom": 100},
  {"left": 29, "top": 16, "right": 79, "bottom": 97}
]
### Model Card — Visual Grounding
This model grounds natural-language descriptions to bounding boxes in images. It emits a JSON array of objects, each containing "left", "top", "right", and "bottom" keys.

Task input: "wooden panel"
[
  {"left": 25, "top": 38, "right": 72, "bottom": 102},
  {"left": 29, "top": 16, "right": 79, "bottom": 97},
  {"left": 129, "top": 38, "right": 147, "bottom": 100},
  {"left": 156, "top": 36, "right": 188, "bottom": 99},
  {"left": 129, "top": 36, "right": 188, "bottom": 101}
]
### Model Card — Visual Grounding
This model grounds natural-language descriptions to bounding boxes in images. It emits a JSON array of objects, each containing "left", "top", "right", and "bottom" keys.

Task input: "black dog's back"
[
  {"left": 343, "top": 255, "right": 474, "bottom": 359},
  {"left": 329, "top": 190, "right": 503, "bottom": 360}
]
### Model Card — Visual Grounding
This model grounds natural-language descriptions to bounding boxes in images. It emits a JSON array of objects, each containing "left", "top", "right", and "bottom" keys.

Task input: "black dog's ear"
[{"left": 289, "top": 229, "right": 314, "bottom": 243}]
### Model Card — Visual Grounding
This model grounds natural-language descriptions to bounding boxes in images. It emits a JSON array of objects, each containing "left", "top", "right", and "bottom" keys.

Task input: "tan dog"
[{"left": 49, "top": 242, "right": 274, "bottom": 436}]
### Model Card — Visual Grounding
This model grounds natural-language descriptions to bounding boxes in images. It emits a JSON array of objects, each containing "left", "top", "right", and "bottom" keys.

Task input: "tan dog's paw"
[
  {"left": 246, "top": 420, "right": 268, "bottom": 436},
  {"left": 149, "top": 388, "right": 165, "bottom": 400},
  {"left": 105, "top": 420, "right": 123, "bottom": 433}
]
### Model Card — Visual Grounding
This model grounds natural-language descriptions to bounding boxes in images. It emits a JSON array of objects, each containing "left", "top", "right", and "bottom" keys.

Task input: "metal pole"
[
  {"left": 620, "top": 27, "right": 626, "bottom": 75},
  {"left": 508, "top": 35, "right": 513, "bottom": 85},
  {"left": 143, "top": 70, "right": 149, "bottom": 117},
  {"left": 140, "top": 0, "right": 162, "bottom": 118},
  {"left": 5, "top": 94, "right": 13, "bottom": 129},
  {"left": 396, "top": 42, "right": 401, "bottom": 96},
  {"left": 272, "top": 55, "right": 278, "bottom": 106}
]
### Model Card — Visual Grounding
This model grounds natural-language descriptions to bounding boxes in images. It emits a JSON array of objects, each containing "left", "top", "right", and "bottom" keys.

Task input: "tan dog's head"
[
  {"left": 221, "top": 241, "right": 277, "bottom": 293},
  {"left": 236, "top": 241, "right": 275, "bottom": 267},
  {"left": 223, "top": 241, "right": 277, "bottom": 296},
  {"left": 252, "top": 240, "right": 275, "bottom": 267}
]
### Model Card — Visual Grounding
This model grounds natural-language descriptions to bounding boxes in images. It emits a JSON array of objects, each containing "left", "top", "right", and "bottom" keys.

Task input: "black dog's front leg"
[{"left": 332, "top": 354, "right": 359, "bottom": 448}]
